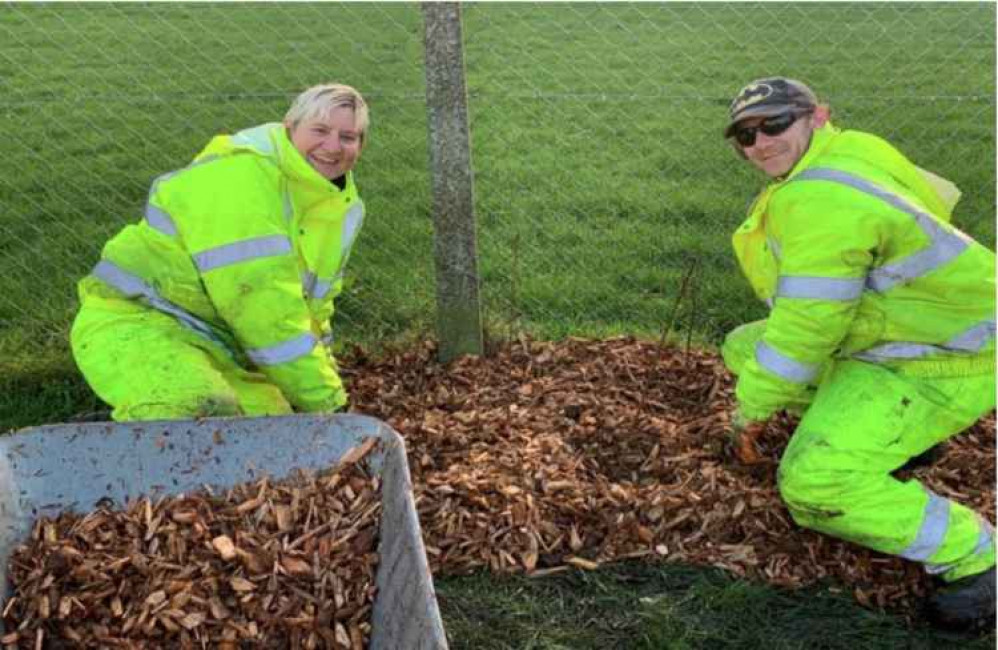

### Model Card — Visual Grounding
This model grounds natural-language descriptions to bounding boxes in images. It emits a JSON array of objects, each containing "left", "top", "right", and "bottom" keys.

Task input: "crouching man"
[{"left": 720, "top": 76, "right": 995, "bottom": 632}]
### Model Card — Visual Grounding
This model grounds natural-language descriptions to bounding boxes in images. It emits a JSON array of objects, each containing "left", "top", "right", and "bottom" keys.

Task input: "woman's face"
[{"left": 287, "top": 106, "right": 363, "bottom": 181}]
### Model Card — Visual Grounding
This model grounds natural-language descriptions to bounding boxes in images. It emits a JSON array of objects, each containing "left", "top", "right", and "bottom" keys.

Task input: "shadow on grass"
[
  {"left": 435, "top": 560, "right": 994, "bottom": 650},
  {"left": 0, "top": 364, "right": 102, "bottom": 433}
]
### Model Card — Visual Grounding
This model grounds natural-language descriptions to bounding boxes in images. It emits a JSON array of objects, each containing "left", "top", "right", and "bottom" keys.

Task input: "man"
[
  {"left": 71, "top": 83, "right": 368, "bottom": 420},
  {"left": 720, "top": 76, "right": 996, "bottom": 632}
]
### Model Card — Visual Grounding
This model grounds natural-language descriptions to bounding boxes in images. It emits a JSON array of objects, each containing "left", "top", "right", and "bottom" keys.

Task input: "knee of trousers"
[
  {"left": 776, "top": 456, "right": 855, "bottom": 528},
  {"left": 116, "top": 391, "right": 244, "bottom": 422},
  {"left": 721, "top": 319, "right": 767, "bottom": 375}
]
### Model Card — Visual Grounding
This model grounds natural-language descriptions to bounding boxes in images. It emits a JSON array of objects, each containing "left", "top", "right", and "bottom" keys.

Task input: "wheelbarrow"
[{"left": 0, "top": 413, "right": 448, "bottom": 649}]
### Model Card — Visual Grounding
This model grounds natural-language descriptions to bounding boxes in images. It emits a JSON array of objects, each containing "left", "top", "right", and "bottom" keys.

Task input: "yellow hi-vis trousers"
[
  {"left": 71, "top": 291, "right": 294, "bottom": 422},
  {"left": 723, "top": 320, "right": 996, "bottom": 582}
]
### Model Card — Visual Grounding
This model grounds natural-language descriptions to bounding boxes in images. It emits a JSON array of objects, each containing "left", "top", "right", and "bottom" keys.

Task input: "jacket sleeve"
[
  {"left": 734, "top": 182, "right": 882, "bottom": 421},
  {"left": 310, "top": 199, "right": 364, "bottom": 363},
  {"left": 312, "top": 296, "right": 337, "bottom": 365},
  {"left": 172, "top": 159, "right": 346, "bottom": 412}
]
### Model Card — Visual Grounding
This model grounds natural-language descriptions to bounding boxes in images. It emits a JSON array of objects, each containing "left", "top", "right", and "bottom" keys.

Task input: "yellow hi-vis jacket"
[
  {"left": 83, "top": 122, "right": 364, "bottom": 412},
  {"left": 732, "top": 123, "right": 996, "bottom": 421}
]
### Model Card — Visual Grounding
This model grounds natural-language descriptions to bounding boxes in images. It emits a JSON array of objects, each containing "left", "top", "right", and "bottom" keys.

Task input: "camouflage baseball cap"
[{"left": 723, "top": 77, "right": 818, "bottom": 138}]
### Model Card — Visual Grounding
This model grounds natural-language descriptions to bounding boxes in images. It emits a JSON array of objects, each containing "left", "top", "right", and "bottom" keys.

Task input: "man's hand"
[{"left": 730, "top": 412, "right": 768, "bottom": 465}]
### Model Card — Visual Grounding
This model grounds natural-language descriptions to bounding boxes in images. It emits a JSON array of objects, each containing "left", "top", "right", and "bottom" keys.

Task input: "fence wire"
[{"left": 1, "top": 2, "right": 994, "bottom": 369}]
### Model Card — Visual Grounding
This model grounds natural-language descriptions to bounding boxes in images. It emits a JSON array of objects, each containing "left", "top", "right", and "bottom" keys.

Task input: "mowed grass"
[
  {"left": 437, "top": 561, "right": 996, "bottom": 649},
  {"left": 1, "top": 3, "right": 993, "bottom": 392},
  {"left": 463, "top": 2, "right": 995, "bottom": 343},
  {"left": 0, "top": 5, "right": 995, "bottom": 646}
]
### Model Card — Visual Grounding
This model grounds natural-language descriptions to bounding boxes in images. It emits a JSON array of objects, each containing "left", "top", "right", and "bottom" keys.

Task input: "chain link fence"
[
  {"left": 1, "top": 2, "right": 994, "bottom": 371},
  {"left": 462, "top": 2, "right": 996, "bottom": 347}
]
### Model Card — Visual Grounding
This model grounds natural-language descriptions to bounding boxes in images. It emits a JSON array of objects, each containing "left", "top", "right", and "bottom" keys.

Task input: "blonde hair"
[{"left": 284, "top": 83, "right": 369, "bottom": 139}]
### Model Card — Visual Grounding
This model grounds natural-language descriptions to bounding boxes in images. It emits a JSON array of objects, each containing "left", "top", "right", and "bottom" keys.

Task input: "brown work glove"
[{"left": 729, "top": 411, "right": 769, "bottom": 465}]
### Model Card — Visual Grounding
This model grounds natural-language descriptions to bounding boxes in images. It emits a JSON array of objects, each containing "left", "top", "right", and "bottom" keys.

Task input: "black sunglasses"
[{"left": 732, "top": 111, "right": 808, "bottom": 148}]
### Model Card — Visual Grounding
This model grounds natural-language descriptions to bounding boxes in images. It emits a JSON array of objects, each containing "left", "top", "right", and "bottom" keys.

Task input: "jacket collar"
[
  {"left": 734, "top": 123, "right": 839, "bottom": 238},
  {"left": 778, "top": 121, "right": 839, "bottom": 183},
  {"left": 214, "top": 122, "right": 353, "bottom": 194}
]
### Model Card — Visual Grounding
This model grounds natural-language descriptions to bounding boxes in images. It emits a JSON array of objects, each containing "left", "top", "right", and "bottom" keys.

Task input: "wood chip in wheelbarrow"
[{"left": 3, "top": 439, "right": 381, "bottom": 649}]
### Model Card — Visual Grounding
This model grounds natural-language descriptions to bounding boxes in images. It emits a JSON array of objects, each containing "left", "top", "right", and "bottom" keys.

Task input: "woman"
[{"left": 71, "top": 83, "right": 368, "bottom": 421}]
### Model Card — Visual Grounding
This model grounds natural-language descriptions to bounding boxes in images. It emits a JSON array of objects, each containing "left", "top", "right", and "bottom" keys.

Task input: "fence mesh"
[
  {"left": 462, "top": 2, "right": 996, "bottom": 344},
  {"left": 1, "top": 2, "right": 994, "bottom": 370}
]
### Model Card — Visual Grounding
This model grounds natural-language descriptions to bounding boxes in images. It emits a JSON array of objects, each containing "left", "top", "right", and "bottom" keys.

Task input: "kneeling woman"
[{"left": 72, "top": 83, "right": 369, "bottom": 421}]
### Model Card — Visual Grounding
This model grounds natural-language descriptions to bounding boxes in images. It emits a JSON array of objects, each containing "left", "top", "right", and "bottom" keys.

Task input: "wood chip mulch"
[
  {"left": 343, "top": 336, "right": 996, "bottom": 619},
  {"left": 2, "top": 439, "right": 382, "bottom": 649}
]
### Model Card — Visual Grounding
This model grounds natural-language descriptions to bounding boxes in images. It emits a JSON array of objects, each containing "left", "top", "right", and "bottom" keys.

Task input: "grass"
[
  {"left": 0, "top": 3, "right": 995, "bottom": 646},
  {"left": 435, "top": 561, "right": 996, "bottom": 649},
  {"left": 1, "top": 3, "right": 993, "bottom": 376}
]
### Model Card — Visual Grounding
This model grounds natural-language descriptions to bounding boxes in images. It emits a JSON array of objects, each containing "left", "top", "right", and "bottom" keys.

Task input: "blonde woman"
[{"left": 71, "top": 84, "right": 368, "bottom": 420}]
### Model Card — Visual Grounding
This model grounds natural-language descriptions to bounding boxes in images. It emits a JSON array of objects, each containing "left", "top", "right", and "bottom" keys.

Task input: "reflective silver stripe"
[
  {"left": 795, "top": 168, "right": 969, "bottom": 292},
  {"left": 145, "top": 203, "right": 177, "bottom": 236},
  {"left": 900, "top": 489, "right": 950, "bottom": 562},
  {"left": 776, "top": 276, "right": 865, "bottom": 301},
  {"left": 301, "top": 201, "right": 363, "bottom": 300},
  {"left": 868, "top": 233, "right": 967, "bottom": 293},
  {"left": 143, "top": 156, "right": 220, "bottom": 236},
  {"left": 767, "top": 235, "right": 781, "bottom": 262},
  {"left": 91, "top": 260, "right": 231, "bottom": 355},
  {"left": 247, "top": 332, "right": 317, "bottom": 366},
  {"left": 301, "top": 271, "right": 333, "bottom": 301},
  {"left": 229, "top": 124, "right": 276, "bottom": 155},
  {"left": 925, "top": 562, "right": 954, "bottom": 576},
  {"left": 299, "top": 271, "right": 327, "bottom": 301},
  {"left": 949, "top": 320, "right": 996, "bottom": 351},
  {"left": 193, "top": 235, "right": 292, "bottom": 273},
  {"left": 92, "top": 259, "right": 153, "bottom": 298},
  {"left": 340, "top": 201, "right": 364, "bottom": 263},
  {"left": 971, "top": 518, "right": 995, "bottom": 556},
  {"left": 302, "top": 271, "right": 318, "bottom": 298},
  {"left": 143, "top": 171, "right": 178, "bottom": 235},
  {"left": 321, "top": 332, "right": 334, "bottom": 347},
  {"left": 855, "top": 344, "right": 935, "bottom": 361},
  {"left": 755, "top": 341, "right": 819, "bottom": 383},
  {"left": 330, "top": 201, "right": 365, "bottom": 286},
  {"left": 312, "top": 278, "right": 333, "bottom": 300},
  {"left": 855, "top": 319, "right": 996, "bottom": 362},
  {"left": 927, "top": 518, "right": 997, "bottom": 575},
  {"left": 974, "top": 519, "right": 995, "bottom": 554}
]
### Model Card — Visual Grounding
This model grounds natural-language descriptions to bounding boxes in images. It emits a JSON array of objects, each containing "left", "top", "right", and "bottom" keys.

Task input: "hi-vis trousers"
[
  {"left": 723, "top": 320, "right": 995, "bottom": 582},
  {"left": 71, "top": 285, "right": 296, "bottom": 422}
]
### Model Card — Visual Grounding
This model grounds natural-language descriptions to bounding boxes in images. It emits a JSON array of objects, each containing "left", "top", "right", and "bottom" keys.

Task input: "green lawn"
[
  {"left": 0, "top": 3, "right": 995, "bottom": 646},
  {"left": 1, "top": 3, "right": 993, "bottom": 385},
  {"left": 437, "top": 561, "right": 995, "bottom": 649}
]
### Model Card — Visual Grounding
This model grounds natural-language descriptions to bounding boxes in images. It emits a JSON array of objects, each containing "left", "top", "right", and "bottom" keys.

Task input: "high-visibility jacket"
[
  {"left": 732, "top": 122, "right": 995, "bottom": 421},
  {"left": 82, "top": 122, "right": 364, "bottom": 412}
]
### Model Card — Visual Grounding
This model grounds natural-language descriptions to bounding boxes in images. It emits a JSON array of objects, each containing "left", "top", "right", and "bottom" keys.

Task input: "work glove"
[{"left": 729, "top": 410, "right": 769, "bottom": 465}]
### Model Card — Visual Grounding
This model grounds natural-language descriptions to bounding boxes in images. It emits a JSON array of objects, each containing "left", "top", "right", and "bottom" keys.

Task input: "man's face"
[
  {"left": 287, "top": 106, "right": 363, "bottom": 181},
  {"left": 735, "top": 111, "right": 814, "bottom": 178}
]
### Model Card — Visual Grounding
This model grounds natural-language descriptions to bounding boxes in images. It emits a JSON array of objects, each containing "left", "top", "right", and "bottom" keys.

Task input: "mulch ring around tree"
[{"left": 343, "top": 336, "right": 996, "bottom": 621}]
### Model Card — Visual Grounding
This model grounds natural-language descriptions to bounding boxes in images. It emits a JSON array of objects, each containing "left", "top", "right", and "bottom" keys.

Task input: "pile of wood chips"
[
  {"left": 345, "top": 336, "right": 996, "bottom": 619},
  {"left": 2, "top": 439, "right": 382, "bottom": 649}
]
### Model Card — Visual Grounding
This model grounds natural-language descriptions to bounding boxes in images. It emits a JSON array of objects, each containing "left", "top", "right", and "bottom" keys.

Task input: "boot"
[{"left": 926, "top": 566, "right": 996, "bottom": 633}]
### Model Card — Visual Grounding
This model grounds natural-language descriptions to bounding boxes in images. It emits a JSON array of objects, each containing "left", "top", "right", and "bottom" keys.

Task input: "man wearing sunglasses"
[{"left": 719, "top": 77, "right": 996, "bottom": 632}]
